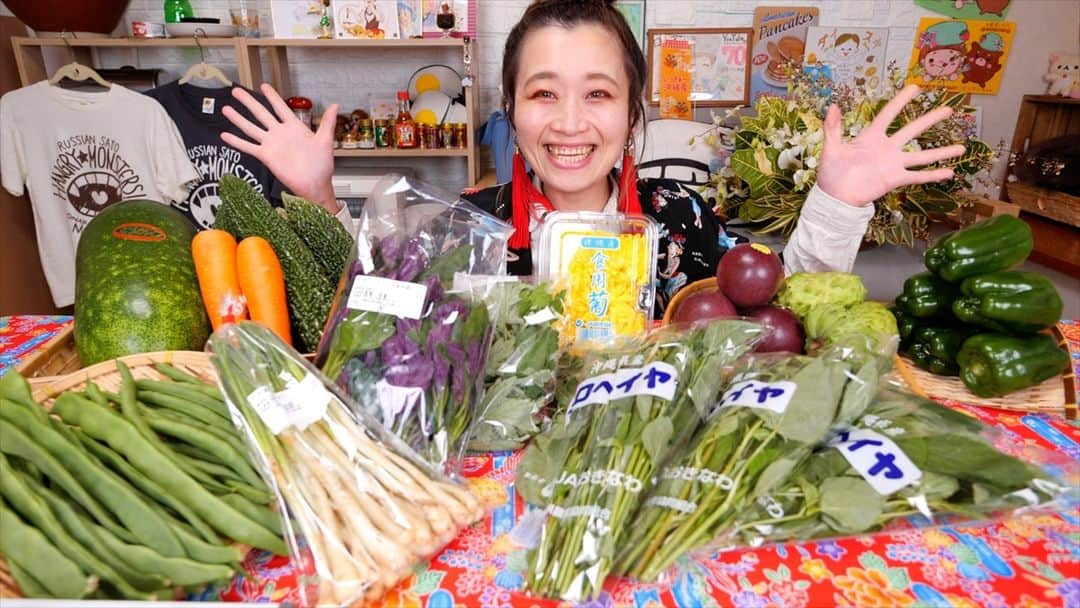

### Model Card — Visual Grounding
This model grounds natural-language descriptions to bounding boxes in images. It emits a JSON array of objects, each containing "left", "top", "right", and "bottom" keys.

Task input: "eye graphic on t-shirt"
[
  {"left": 68, "top": 171, "right": 122, "bottom": 215},
  {"left": 187, "top": 181, "right": 221, "bottom": 229}
]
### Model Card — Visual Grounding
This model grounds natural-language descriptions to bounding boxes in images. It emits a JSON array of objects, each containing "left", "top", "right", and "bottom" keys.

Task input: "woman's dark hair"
[{"left": 501, "top": 0, "right": 648, "bottom": 134}]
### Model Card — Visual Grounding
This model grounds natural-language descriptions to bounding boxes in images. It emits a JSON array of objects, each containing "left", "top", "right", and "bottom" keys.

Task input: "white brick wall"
[{"left": 8, "top": 0, "right": 1079, "bottom": 195}]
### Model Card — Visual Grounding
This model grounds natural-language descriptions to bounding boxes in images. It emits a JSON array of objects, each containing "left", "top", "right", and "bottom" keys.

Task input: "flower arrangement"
[{"left": 704, "top": 67, "right": 996, "bottom": 246}]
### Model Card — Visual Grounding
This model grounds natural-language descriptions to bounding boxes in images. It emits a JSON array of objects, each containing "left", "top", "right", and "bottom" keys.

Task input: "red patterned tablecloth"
[{"left": 3, "top": 317, "right": 1078, "bottom": 607}]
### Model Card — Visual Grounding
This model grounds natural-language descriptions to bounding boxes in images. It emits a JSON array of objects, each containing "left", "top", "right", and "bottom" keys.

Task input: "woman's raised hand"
[
  {"left": 815, "top": 84, "right": 967, "bottom": 207},
  {"left": 220, "top": 83, "right": 339, "bottom": 211}
]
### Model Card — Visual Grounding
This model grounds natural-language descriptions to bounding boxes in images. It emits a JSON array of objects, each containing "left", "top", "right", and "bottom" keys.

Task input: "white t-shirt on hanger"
[{"left": 1, "top": 81, "right": 198, "bottom": 307}]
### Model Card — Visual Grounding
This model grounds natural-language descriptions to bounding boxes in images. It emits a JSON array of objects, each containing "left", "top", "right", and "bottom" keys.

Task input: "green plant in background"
[{"left": 705, "top": 68, "right": 996, "bottom": 247}]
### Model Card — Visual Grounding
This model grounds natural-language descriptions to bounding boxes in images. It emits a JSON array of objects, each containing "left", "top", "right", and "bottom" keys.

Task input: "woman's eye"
[
  {"left": 530, "top": 90, "right": 555, "bottom": 99},
  {"left": 588, "top": 90, "right": 612, "bottom": 99}
]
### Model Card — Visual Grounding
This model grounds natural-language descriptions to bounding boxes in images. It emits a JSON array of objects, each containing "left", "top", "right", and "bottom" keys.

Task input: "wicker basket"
[
  {"left": 14, "top": 323, "right": 80, "bottom": 385},
  {"left": 890, "top": 325, "right": 1076, "bottom": 420},
  {"left": 662, "top": 277, "right": 722, "bottom": 325},
  {"left": 29, "top": 350, "right": 216, "bottom": 406}
]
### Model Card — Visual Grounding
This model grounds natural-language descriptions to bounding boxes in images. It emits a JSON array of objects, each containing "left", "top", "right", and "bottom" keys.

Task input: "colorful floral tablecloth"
[
  {"left": 3, "top": 317, "right": 1078, "bottom": 607},
  {"left": 0, "top": 315, "right": 73, "bottom": 377}
]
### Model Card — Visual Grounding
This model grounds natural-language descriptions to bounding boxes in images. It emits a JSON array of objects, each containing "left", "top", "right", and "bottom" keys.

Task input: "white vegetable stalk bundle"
[{"left": 209, "top": 322, "right": 484, "bottom": 606}]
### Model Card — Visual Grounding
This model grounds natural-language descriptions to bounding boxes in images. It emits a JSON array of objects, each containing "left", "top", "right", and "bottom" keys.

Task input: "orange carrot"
[
  {"left": 191, "top": 229, "right": 248, "bottom": 330},
  {"left": 236, "top": 236, "right": 292, "bottom": 345}
]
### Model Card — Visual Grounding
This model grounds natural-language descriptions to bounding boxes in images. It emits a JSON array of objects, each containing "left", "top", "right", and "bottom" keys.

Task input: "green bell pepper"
[
  {"left": 895, "top": 271, "right": 961, "bottom": 319},
  {"left": 890, "top": 306, "right": 922, "bottom": 351},
  {"left": 952, "top": 271, "right": 1063, "bottom": 334},
  {"left": 906, "top": 325, "right": 981, "bottom": 376},
  {"left": 925, "top": 215, "right": 1033, "bottom": 282},
  {"left": 957, "top": 333, "right": 1069, "bottom": 397}
]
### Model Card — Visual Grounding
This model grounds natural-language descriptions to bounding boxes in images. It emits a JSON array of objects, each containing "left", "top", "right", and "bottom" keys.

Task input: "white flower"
[
  {"left": 805, "top": 155, "right": 819, "bottom": 169},
  {"left": 778, "top": 146, "right": 804, "bottom": 171},
  {"left": 793, "top": 168, "right": 815, "bottom": 190}
]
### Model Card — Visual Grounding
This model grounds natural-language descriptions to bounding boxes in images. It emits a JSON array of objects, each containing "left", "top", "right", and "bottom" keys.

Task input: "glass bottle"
[
  {"left": 164, "top": 0, "right": 195, "bottom": 23},
  {"left": 393, "top": 90, "right": 417, "bottom": 149}
]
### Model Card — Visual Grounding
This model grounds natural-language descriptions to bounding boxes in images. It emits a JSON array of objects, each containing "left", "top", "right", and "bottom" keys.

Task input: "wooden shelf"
[
  {"left": 12, "top": 36, "right": 243, "bottom": 48},
  {"left": 248, "top": 38, "right": 465, "bottom": 48},
  {"left": 333, "top": 148, "right": 469, "bottom": 158}
]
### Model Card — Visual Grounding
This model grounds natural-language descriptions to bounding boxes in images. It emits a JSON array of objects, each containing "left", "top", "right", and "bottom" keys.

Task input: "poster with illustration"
[
  {"left": 658, "top": 38, "right": 694, "bottom": 119},
  {"left": 421, "top": 0, "right": 475, "bottom": 38},
  {"left": 906, "top": 18, "right": 1016, "bottom": 94},
  {"left": 803, "top": 26, "right": 888, "bottom": 93},
  {"left": 397, "top": 0, "right": 422, "bottom": 38},
  {"left": 615, "top": 1, "right": 645, "bottom": 50},
  {"left": 334, "top": 0, "right": 400, "bottom": 39},
  {"left": 915, "top": 0, "right": 1012, "bottom": 21},
  {"left": 750, "top": 6, "right": 819, "bottom": 101}
]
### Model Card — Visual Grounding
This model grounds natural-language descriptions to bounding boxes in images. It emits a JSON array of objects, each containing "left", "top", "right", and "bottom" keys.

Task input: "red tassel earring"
[
  {"left": 618, "top": 140, "right": 642, "bottom": 215},
  {"left": 509, "top": 148, "right": 532, "bottom": 249}
]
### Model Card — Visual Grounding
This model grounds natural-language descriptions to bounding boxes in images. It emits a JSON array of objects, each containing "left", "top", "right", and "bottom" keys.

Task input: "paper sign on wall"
[
  {"left": 803, "top": 26, "right": 888, "bottom": 94},
  {"left": 906, "top": 17, "right": 1016, "bottom": 95},
  {"left": 749, "top": 6, "right": 819, "bottom": 102},
  {"left": 659, "top": 37, "right": 694, "bottom": 119},
  {"left": 915, "top": 0, "right": 1012, "bottom": 21}
]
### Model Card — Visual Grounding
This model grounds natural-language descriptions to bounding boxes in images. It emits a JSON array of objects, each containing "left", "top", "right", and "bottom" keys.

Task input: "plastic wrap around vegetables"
[
  {"left": 516, "top": 319, "right": 764, "bottom": 602},
  {"left": 209, "top": 322, "right": 484, "bottom": 607},
  {"left": 315, "top": 174, "right": 512, "bottom": 473}
]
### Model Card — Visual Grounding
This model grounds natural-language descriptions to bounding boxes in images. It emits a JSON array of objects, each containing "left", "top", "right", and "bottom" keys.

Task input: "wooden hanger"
[
  {"left": 49, "top": 32, "right": 111, "bottom": 89},
  {"left": 179, "top": 31, "right": 232, "bottom": 87}
]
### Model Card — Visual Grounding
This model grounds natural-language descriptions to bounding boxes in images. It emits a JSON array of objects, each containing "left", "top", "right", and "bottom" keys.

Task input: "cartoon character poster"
[
  {"left": 658, "top": 38, "right": 693, "bottom": 119},
  {"left": 906, "top": 18, "right": 1015, "bottom": 94},
  {"left": 333, "top": 0, "right": 401, "bottom": 39},
  {"left": 803, "top": 26, "right": 888, "bottom": 93},
  {"left": 749, "top": 6, "right": 820, "bottom": 102},
  {"left": 915, "top": 0, "right": 1012, "bottom": 21}
]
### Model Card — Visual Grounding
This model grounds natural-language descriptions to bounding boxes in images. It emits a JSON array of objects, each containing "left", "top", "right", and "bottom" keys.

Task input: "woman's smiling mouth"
[{"left": 545, "top": 144, "right": 596, "bottom": 166}]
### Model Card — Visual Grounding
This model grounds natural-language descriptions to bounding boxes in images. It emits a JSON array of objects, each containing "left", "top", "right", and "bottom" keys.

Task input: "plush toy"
[{"left": 1045, "top": 52, "right": 1080, "bottom": 98}]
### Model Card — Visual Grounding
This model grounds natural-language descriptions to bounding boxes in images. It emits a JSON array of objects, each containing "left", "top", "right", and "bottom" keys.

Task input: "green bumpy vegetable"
[
  {"left": 775, "top": 271, "right": 867, "bottom": 320},
  {"left": 956, "top": 333, "right": 1069, "bottom": 397},
  {"left": 952, "top": 271, "right": 1063, "bottom": 334},
  {"left": 895, "top": 271, "right": 960, "bottom": 319},
  {"left": 805, "top": 301, "right": 898, "bottom": 353},
  {"left": 906, "top": 325, "right": 981, "bottom": 376},
  {"left": 924, "top": 215, "right": 1033, "bottom": 282},
  {"left": 281, "top": 192, "right": 353, "bottom": 286}
]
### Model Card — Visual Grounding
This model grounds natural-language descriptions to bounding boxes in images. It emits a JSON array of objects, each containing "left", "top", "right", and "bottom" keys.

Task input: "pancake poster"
[
  {"left": 750, "top": 6, "right": 820, "bottom": 101},
  {"left": 906, "top": 18, "right": 1016, "bottom": 94}
]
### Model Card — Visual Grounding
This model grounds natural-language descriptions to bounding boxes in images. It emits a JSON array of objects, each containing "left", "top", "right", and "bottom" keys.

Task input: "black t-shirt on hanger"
[{"left": 145, "top": 81, "right": 284, "bottom": 229}]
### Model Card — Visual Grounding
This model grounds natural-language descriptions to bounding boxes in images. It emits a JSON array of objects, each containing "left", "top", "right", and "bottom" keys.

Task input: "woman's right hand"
[{"left": 220, "top": 83, "right": 340, "bottom": 212}]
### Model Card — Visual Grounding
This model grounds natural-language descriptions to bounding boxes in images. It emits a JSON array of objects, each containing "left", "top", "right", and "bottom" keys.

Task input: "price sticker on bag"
[
  {"left": 347, "top": 275, "right": 429, "bottom": 319},
  {"left": 829, "top": 427, "right": 922, "bottom": 495},
  {"left": 247, "top": 373, "right": 331, "bottom": 434}
]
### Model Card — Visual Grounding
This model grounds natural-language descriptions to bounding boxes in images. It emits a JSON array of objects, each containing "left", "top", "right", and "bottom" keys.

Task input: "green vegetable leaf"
[
  {"left": 642, "top": 417, "right": 674, "bottom": 466},
  {"left": 419, "top": 244, "right": 473, "bottom": 284},
  {"left": 752, "top": 454, "right": 803, "bottom": 499},
  {"left": 820, "top": 477, "right": 884, "bottom": 533}
]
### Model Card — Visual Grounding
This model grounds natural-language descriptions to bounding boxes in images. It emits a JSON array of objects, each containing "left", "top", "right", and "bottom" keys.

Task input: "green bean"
[
  {"left": 153, "top": 507, "right": 244, "bottom": 565},
  {"left": 0, "top": 411, "right": 134, "bottom": 544},
  {"left": 0, "top": 370, "right": 48, "bottom": 424},
  {"left": 34, "top": 482, "right": 170, "bottom": 591},
  {"left": 170, "top": 442, "right": 221, "bottom": 463},
  {"left": 175, "top": 452, "right": 246, "bottom": 483},
  {"left": 0, "top": 498, "right": 96, "bottom": 598},
  {"left": 6, "top": 558, "right": 51, "bottom": 598},
  {"left": 0, "top": 454, "right": 156, "bottom": 600},
  {"left": 153, "top": 362, "right": 208, "bottom": 385},
  {"left": 146, "top": 405, "right": 249, "bottom": 456},
  {"left": 86, "top": 518, "right": 236, "bottom": 586},
  {"left": 140, "top": 408, "right": 264, "bottom": 487},
  {"left": 224, "top": 479, "right": 273, "bottom": 505},
  {"left": 0, "top": 398, "right": 185, "bottom": 557},
  {"left": 219, "top": 493, "right": 283, "bottom": 536},
  {"left": 52, "top": 393, "right": 288, "bottom": 555},
  {"left": 84, "top": 381, "right": 109, "bottom": 406},
  {"left": 138, "top": 389, "right": 230, "bottom": 427},
  {"left": 137, "top": 377, "right": 229, "bottom": 408},
  {"left": 116, "top": 360, "right": 157, "bottom": 442},
  {"left": 75, "top": 430, "right": 220, "bottom": 546}
]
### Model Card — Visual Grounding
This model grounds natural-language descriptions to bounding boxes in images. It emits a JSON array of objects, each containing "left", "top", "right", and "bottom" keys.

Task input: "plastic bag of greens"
[
  {"left": 464, "top": 278, "right": 566, "bottom": 452},
  {"left": 315, "top": 174, "right": 512, "bottom": 474},
  {"left": 210, "top": 322, "right": 485, "bottom": 608},
  {"left": 612, "top": 334, "right": 895, "bottom": 582},
  {"left": 517, "top": 319, "right": 764, "bottom": 602},
  {"left": 721, "top": 386, "right": 1073, "bottom": 551}
]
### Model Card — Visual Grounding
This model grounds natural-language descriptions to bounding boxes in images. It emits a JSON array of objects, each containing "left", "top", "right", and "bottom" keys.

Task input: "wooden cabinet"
[{"left": 10, "top": 36, "right": 482, "bottom": 185}]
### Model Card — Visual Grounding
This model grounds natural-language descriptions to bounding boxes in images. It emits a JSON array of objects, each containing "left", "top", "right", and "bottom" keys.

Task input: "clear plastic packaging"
[
  {"left": 516, "top": 319, "right": 764, "bottom": 602},
  {"left": 535, "top": 211, "right": 659, "bottom": 345},
  {"left": 465, "top": 278, "right": 565, "bottom": 452},
  {"left": 612, "top": 334, "right": 895, "bottom": 582},
  {"left": 209, "top": 321, "right": 485, "bottom": 607},
  {"left": 315, "top": 174, "right": 512, "bottom": 473}
]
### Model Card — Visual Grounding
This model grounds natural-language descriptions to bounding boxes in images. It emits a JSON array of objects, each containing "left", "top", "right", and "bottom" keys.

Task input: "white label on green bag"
[
  {"left": 247, "top": 373, "right": 330, "bottom": 434},
  {"left": 523, "top": 307, "right": 558, "bottom": 326},
  {"left": 829, "top": 427, "right": 923, "bottom": 495},
  {"left": 567, "top": 361, "right": 678, "bottom": 412},
  {"left": 717, "top": 380, "right": 797, "bottom": 414},
  {"left": 347, "top": 275, "right": 428, "bottom": 319}
]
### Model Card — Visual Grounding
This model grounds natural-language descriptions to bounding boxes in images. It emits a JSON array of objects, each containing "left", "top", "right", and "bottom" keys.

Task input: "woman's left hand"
[{"left": 815, "top": 84, "right": 967, "bottom": 207}]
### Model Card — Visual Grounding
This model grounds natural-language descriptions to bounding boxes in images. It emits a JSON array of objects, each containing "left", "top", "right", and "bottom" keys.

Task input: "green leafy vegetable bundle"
[
  {"left": 520, "top": 320, "right": 763, "bottom": 602},
  {"left": 468, "top": 280, "right": 566, "bottom": 452},
  {"left": 612, "top": 337, "right": 892, "bottom": 582},
  {"left": 722, "top": 388, "right": 1066, "bottom": 550}
]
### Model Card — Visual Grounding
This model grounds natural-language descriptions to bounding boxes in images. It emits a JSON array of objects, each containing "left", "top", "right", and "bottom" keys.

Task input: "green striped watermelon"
[{"left": 74, "top": 200, "right": 210, "bottom": 365}]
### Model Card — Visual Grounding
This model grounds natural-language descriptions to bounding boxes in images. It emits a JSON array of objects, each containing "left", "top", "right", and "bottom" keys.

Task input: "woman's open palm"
[
  {"left": 220, "top": 83, "right": 339, "bottom": 209},
  {"left": 816, "top": 84, "right": 966, "bottom": 207}
]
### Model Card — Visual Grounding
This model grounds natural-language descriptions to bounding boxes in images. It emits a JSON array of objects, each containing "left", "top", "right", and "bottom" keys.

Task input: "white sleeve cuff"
[
  {"left": 334, "top": 200, "right": 358, "bottom": 237},
  {"left": 782, "top": 184, "right": 874, "bottom": 275}
]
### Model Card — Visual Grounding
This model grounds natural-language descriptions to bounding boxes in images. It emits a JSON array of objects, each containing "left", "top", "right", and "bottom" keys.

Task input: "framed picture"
[
  {"left": 614, "top": 0, "right": 645, "bottom": 50},
  {"left": 421, "top": 0, "right": 476, "bottom": 38},
  {"left": 333, "top": 0, "right": 401, "bottom": 39},
  {"left": 647, "top": 28, "right": 753, "bottom": 107}
]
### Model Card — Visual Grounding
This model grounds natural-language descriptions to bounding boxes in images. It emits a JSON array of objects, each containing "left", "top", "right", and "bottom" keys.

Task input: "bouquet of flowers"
[{"left": 706, "top": 68, "right": 996, "bottom": 246}]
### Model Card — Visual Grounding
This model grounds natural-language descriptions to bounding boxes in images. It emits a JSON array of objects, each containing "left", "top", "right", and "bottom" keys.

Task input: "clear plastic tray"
[{"left": 535, "top": 211, "right": 659, "bottom": 344}]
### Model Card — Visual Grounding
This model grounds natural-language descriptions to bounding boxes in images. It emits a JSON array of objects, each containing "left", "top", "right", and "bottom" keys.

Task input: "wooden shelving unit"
[{"left": 10, "top": 36, "right": 482, "bottom": 185}]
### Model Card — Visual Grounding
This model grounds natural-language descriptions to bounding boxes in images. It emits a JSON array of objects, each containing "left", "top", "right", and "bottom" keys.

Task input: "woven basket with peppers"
[{"left": 890, "top": 215, "right": 1069, "bottom": 398}]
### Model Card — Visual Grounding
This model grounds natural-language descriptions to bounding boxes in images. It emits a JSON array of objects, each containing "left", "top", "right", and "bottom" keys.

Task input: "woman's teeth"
[{"left": 545, "top": 145, "right": 594, "bottom": 163}]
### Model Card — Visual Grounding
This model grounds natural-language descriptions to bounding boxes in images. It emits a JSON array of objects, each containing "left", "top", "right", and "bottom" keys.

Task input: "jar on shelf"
[
  {"left": 286, "top": 96, "right": 313, "bottom": 129},
  {"left": 357, "top": 119, "right": 375, "bottom": 149},
  {"left": 393, "top": 90, "right": 418, "bottom": 149},
  {"left": 374, "top": 119, "right": 391, "bottom": 148},
  {"left": 452, "top": 123, "right": 467, "bottom": 148},
  {"left": 439, "top": 123, "right": 453, "bottom": 149}
]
